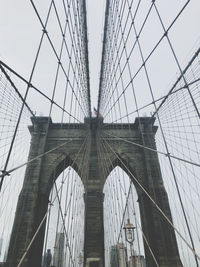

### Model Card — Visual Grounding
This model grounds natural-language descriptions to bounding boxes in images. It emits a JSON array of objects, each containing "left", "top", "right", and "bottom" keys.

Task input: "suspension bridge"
[{"left": 0, "top": 0, "right": 200, "bottom": 267}]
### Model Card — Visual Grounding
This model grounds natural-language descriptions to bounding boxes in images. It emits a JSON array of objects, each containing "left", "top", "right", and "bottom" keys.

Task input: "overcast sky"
[
  {"left": 0, "top": 0, "right": 199, "bottom": 113},
  {"left": 0, "top": 0, "right": 200, "bottom": 265}
]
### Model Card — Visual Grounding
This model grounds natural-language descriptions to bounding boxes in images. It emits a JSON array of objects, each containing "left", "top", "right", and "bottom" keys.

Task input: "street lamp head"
[{"left": 123, "top": 218, "right": 135, "bottom": 244}]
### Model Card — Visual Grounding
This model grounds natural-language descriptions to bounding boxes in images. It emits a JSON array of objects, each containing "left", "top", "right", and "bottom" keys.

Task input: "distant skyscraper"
[
  {"left": 53, "top": 232, "right": 65, "bottom": 267},
  {"left": 3, "top": 247, "right": 8, "bottom": 263},
  {"left": 43, "top": 249, "right": 52, "bottom": 267},
  {"left": 3, "top": 247, "right": 8, "bottom": 262},
  {"left": 110, "top": 243, "right": 127, "bottom": 267},
  {"left": 128, "top": 255, "right": 146, "bottom": 267},
  {"left": 110, "top": 246, "right": 119, "bottom": 267},
  {"left": 0, "top": 238, "right": 3, "bottom": 257}
]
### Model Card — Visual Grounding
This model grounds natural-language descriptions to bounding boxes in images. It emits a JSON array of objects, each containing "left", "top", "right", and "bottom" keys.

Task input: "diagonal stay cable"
[
  {"left": 101, "top": 136, "right": 200, "bottom": 262},
  {"left": 153, "top": 1, "right": 200, "bottom": 122},
  {"left": 16, "top": 133, "right": 89, "bottom": 267},
  {"left": 98, "top": 0, "right": 143, "bottom": 113},
  {"left": 0, "top": 60, "right": 81, "bottom": 123},
  {"left": 102, "top": 132, "right": 200, "bottom": 168},
  {"left": 0, "top": 1, "right": 54, "bottom": 193},
  {"left": 109, "top": 77, "right": 200, "bottom": 123},
  {"left": 98, "top": 130, "right": 159, "bottom": 267},
  {"left": 0, "top": 132, "right": 87, "bottom": 179},
  {"left": 130, "top": 1, "right": 199, "bottom": 264},
  {"left": 0, "top": 139, "right": 71, "bottom": 178},
  {"left": 30, "top": 0, "right": 90, "bottom": 118},
  {"left": 130, "top": 201, "right": 160, "bottom": 267},
  {"left": 99, "top": 0, "right": 153, "bottom": 116},
  {"left": 97, "top": 131, "right": 128, "bottom": 251},
  {"left": 152, "top": 17, "right": 200, "bottom": 119},
  {"left": 52, "top": 0, "right": 90, "bottom": 117},
  {"left": 100, "top": 1, "right": 191, "bottom": 118},
  {"left": 0, "top": 65, "right": 35, "bottom": 117}
]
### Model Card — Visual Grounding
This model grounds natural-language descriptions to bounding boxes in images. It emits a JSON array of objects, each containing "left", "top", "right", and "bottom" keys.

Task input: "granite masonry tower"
[{"left": 6, "top": 116, "right": 182, "bottom": 267}]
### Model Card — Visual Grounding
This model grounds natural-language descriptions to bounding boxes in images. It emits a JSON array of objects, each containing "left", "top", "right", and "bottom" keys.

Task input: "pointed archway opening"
[
  {"left": 42, "top": 166, "right": 85, "bottom": 267},
  {"left": 103, "top": 166, "right": 145, "bottom": 267}
]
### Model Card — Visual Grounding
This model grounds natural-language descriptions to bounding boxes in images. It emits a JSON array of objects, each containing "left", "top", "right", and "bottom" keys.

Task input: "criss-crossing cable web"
[
  {"left": 1, "top": 0, "right": 91, "bottom": 123},
  {"left": 97, "top": 0, "right": 200, "bottom": 266},
  {"left": 103, "top": 168, "right": 145, "bottom": 267},
  {"left": 98, "top": 0, "right": 199, "bottom": 121},
  {"left": 41, "top": 128, "right": 90, "bottom": 267},
  {"left": 155, "top": 50, "right": 200, "bottom": 266},
  {"left": 43, "top": 168, "right": 85, "bottom": 267},
  {"left": 0, "top": 0, "right": 91, "bottom": 264},
  {"left": 0, "top": 69, "right": 32, "bottom": 261},
  {"left": 0, "top": 0, "right": 200, "bottom": 266}
]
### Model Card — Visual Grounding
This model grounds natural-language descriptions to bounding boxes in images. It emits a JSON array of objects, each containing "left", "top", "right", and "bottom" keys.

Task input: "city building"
[
  {"left": 0, "top": 238, "right": 3, "bottom": 257},
  {"left": 52, "top": 232, "right": 65, "bottom": 267},
  {"left": 128, "top": 255, "right": 146, "bottom": 267},
  {"left": 43, "top": 249, "right": 52, "bottom": 267},
  {"left": 110, "top": 243, "right": 127, "bottom": 267}
]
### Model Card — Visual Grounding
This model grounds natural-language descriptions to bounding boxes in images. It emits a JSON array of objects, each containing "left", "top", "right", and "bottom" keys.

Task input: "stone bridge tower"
[{"left": 6, "top": 116, "right": 182, "bottom": 267}]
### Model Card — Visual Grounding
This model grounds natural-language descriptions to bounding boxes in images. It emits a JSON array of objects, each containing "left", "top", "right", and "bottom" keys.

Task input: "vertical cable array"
[
  {"left": 97, "top": 0, "right": 200, "bottom": 266},
  {"left": 0, "top": 0, "right": 91, "bottom": 264},
  {"left": 153, "top": 48, "right": 200, "bottom": 266},
  {"left": 0, "top": 0, "right": 200, "bottom": 266},
  {"left": 0, "top": 69, "right": 32, "bottom": 262},
  {"left": 43, "top": 167, "right": 86, "bottom": 267}
]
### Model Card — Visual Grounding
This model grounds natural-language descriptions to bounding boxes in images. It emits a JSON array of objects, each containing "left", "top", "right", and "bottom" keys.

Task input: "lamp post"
[{"left": 123, "top": 219, "right": 135, "bottom": 267}]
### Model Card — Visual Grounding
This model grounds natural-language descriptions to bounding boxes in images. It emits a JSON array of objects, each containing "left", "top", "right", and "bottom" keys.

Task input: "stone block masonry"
[{"left": 6, "top": 117, "right": 182, "bottom": 267}]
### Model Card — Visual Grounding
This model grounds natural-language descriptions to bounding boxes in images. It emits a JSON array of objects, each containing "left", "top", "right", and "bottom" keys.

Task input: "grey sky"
[
  {"left": 0, "top": 0, "right": 200, "bottom": 265},
  {"left": 0, "top": 1, "right": 199, "bottom": 114}
]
